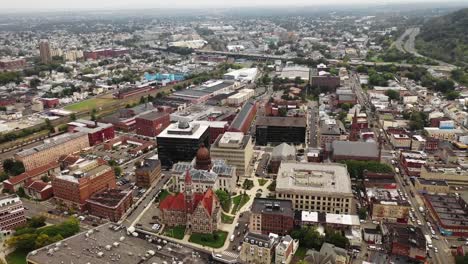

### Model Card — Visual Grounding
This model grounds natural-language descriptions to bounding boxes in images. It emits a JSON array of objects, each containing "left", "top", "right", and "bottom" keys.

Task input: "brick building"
[
  {"left": 135, "top": 159, "right": 161, "bottom": 188},
  {"left": 100, "top": 104, "right": 157, "bottom": 131},
  {"left": 255, "top": 116, "right": 306, "bottom": 146},
  {"left": 2, "top": 161, "right": 59, "bottom": 192},
  {"left": 381, "top": 223, "right": 426, "bottom": 262},
  {"left": 25, "top": 181, "right": 54, "bottom": 200},
  {"left": 40, "top": 98, "right": 60, "bottom": 109},
  {"left": 135, "top": 111, "right": 171, "bottom": 137},
  {"left": 103, "top": 136, "right": 156, "bottom": 156},
  {"left": 68, "top": 119, "right": 115, "bottom": 146},
  {"left": 86, "top": 189, "right": 133, "bottom": 222},
  {"left": 250, "top": 198, "right": 294, "bottom": 236},
  {"left": 83, "top": 48, "right": 129, "bottom": 60},
  {"left": 0, "top": 58, "right": 26, "bottom": 71},
  {"left": 400, "top": 151, "right": 427, "bottom": 177},
  {"left": 52, "top": 159, "right": 117, "bottom": 210},
  {"left": 15, "top": 132, "right": 90, "bottom": 171},
  {"left": 310, "top": 76, "right": 340, "bottom": 91},
  {"left": 228, "top": 99, "right": 257, "bottom": 134},
  {"left": 0, "top": 195, "right": 27, "bottom": 234}
]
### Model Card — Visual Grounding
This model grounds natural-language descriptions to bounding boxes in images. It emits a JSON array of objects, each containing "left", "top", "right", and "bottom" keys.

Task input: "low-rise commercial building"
[
  {"left": 229, "top": 99, "right": 258, "bottom": 134},
  {"left": 424, "top": 127, "right": 464, "bottom": 142},
  {"left": 135, "top": 159, "right": 161, "bottom": 188},
  {"left": 86, "top": 189, "right": 133, "bottom": 222},
  {"left": 226, "top": 88, "right": 255, "bottom": 106},
  {"left": 2, "top": 161, "right": 59, "bottom": 192},
  {"left": 210, "top": 132, "right": 254, "bottom": 177},
  {"left": 276, "top": 162, "right": 354, "bottom": 214},
  {"left": 250, "top": 198, "right": 294, "bottom": 236},
  {"left": 420, "top": 164, "right": 468, "bottom": 188},
  {"left": 400, "top": 151, "right": 427, "bottom": 177},
  {"left": 414, "top": 178, "right": 450, "bottom": 194},
  {"left": 135, "top": 111, "right": 171, "bottom": 137},
  {"left": 319, "top": 119, "right": 347, "bottom": 153},
  {"left": 15, "top": 132, "right": 90, "bottom": 171},
  {"left": 424, "top": 194, "right": 468, "bottom": 236},
  {"left": 331, "top": 141, "right": 380, "bottom": 162},
  {"left": 382, "top": 223, "right": 426, "bottom": 262},
  {"left": 68, "top": 119, "right": 115, "bottom": 146},
  {"left": 240, "top": 232, "right": 279, "bottom": 264},
  {"left": 367, "top": 188, "right": 411, "bottom": 223}
]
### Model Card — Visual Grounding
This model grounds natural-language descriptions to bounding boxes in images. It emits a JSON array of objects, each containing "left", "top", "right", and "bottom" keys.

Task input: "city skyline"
[{"left": 1, "top": 0, "right": 466, "bottom": 11}]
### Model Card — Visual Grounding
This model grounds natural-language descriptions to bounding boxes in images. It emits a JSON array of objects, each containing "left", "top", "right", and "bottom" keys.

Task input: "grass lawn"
[
  {"left": 6, "top": 249, "right": 28, "bottom": 264},
  {"left": 294, "top": 246, "right": 308, "bottom": 259},
  {"left": 189, "top": 230, "right": 228, "bottom": 248},
  {"left": 231, "top": 194, "right": 250, "bottom": 214},
  {"left": 64, "top": 98, "right": 116, "bottom": 112},
  {"left": 163, "top": 225, "right": 186, "bottom": 239},
  {"left": 258, "top": 178, "right": 268, "bottom": 186},
  {"left": 221, "top": 212, "right": 234, "bottom": 224}
]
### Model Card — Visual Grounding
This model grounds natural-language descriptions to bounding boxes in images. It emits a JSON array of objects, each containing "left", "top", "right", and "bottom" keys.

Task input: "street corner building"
[{"left": 159, "top": 170, "right": 221, "bottom": 234}]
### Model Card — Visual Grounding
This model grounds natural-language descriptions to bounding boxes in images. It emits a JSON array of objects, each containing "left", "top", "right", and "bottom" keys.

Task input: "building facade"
[
  {"left": 256, "top": 116, "right": 306, "bottom": 146},
  {"left": 135, "top": 159, "right": 162, "bottom": 188},
  {"left": 52, "top": 160, "right": 117, "bottom": 210},
  {"left": 250, "top": 198, "right": 294, "bottom": 236},
  {"left": 68, "top": 119, "right": 115, "bottom": 146},
  {"left": 240, "top": 232, "right": 279, "bottom": 264},
  {"left": 210, "top": 132, "right": 254, "bottom": 177},
  {"left": 135, "top": 111, "right": 171, "bottom": 137},
  {"left": 15, "top": 132, "right": 90, "bottom": 171},
  {"left": 0, "top": 195, "right": 26, "bottom": 234}
]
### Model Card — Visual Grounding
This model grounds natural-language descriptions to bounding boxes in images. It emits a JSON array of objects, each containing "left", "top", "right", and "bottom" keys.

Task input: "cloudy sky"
[{"left": 2, "top": 0, "right": 462, "bottom": 10}]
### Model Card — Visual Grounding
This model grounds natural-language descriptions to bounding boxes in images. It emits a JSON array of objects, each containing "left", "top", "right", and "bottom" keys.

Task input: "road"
[
  {"left": 351, "top": 69, "right": 453, "bottom": 264},
  {"left": 307, "top": 101, "right": 319, "bottom": 148},
  {"left": 394, "top": 27, "right": 456, "bottom": 69}
]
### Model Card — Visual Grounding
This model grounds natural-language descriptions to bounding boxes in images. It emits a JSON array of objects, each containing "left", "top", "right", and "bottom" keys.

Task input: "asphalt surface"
[{"left": 308, "top": 101, "right": 319, "bottom": 148}]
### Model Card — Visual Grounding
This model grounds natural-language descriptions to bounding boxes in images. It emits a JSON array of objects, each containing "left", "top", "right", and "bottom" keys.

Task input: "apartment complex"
[
  {"left": 276, "top": 162, "right": 354, "bottom": 214},
  {"left": 250, "top": 198, "right": 294, "bottom": 236},
  {"left": 135, "top": 159, "right": 162, "bottom": 188},
  {"left": 210, "top": 132, "right": 254, "bottom": 177},
  {"left": 15, "top": 132, "right": 90, "bottom": 171},
  {"left": 0, "top": 195, "right": 27, "bottom": 234},
  {"left": 52, "top": 159, "right": 117, "bottom": 210}
]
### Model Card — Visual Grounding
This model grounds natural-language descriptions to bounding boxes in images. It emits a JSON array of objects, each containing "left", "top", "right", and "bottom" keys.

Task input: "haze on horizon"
[{"left": 2, "top": 0, "right": 465, "bottom": 11}]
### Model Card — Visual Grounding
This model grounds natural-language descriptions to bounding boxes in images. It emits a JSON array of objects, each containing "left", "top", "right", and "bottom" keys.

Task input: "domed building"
[{"left": 195, "top": 144, "right": 212, "bottom": 171}]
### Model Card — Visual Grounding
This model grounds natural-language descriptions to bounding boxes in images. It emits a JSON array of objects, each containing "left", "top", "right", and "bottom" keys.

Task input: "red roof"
[
  {"left": 184, "top": 170, "right": 192, "bottom": 184},
  {"left": 5, "top": 161, "right": 58, "bottom": 185},
  {"left": 26, "top": 181, "right": 51, "bottom": 192},
  {"left": 159, "top": 189, "right": 217, "bottom": 216}
]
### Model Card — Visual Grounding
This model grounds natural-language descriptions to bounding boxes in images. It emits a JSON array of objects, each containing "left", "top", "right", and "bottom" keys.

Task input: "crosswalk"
[{"left": 223, "top": 251, "right": 239, "bottom": 259}]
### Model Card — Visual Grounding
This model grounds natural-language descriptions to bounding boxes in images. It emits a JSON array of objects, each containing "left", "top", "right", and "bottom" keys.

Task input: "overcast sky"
[{"left": 2, "top": 0, "right": 463, "bottom": 10}]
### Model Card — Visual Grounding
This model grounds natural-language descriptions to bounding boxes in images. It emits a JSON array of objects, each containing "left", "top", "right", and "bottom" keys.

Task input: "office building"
[
  {"left": 39, "top": 40, "right": 52, "bottom": 64},
  {"left": 414, "top": 178, "right": 450, "bottom": 194},
  {"left": 256, "top": 116, "right": 306, "bottom": 146},
  {"left": 135, "top": 159, "right": 162, "bottom": 188},
  {"left": 0, "top": 195, "right": 26, "bottom": 234},
  {"left": 86, "top": 189, "right": 133, "bottom": 222},
  {"left": 276, "top": 162, "right": 354, "bottom": 214},
  {"left": 15, "top": 132, "right": 90, "bottom": 171},
  {"left": 52, "top": 159, "right": 117, "bottom": 210},
  {"left": 250, "top": 198, "right": 294, "bottom": 236},
  {"left": 269, "top": 143, "right": 296, "bottom": 174},
  {"left": 156, "top": 121, "right": 210, "bottom": 167},
  {"left": 210, "top": 132, "right": 254, "bottom": 177}
]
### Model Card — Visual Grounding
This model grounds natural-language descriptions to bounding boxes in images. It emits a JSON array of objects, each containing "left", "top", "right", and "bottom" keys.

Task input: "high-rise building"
[
  {"left": 0, "top": 195, "right": 27, "bottom": 234},
  {"left": 39, "top": 40, "right": 51, "bottom": 64},
  {"left": 210, "top": 132, "right": 254, "bottom": 177}
]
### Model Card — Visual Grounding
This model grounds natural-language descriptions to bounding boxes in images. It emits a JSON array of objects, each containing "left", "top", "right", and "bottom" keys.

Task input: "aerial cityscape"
[{"left": 0, "top": 1, "right": 467, "bottom": 264}]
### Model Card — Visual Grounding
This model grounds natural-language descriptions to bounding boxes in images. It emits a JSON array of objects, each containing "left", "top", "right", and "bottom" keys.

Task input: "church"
[{"left": 159, "top": 169, "right": 221, "bottom": 234}]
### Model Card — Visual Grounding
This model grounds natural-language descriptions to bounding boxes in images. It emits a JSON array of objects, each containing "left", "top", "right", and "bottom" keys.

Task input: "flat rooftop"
[
  {"left": 424, "top": 194, "right": 468, "bottom": 228},
  {"left": 251, "top": 198, "right": 293, "bottom": 217},
  {"left": 157, "top": 122, "right": 209, "bottom": 140},
  {"left": 276, "top": 162, "right": 352, "bottom": 195},
  {"left": 16, "top": 132, "right": 87, "bottom": 157},
  {"left": 332, "top": 141, "right": 379, "bottom": 158},
  {"left": 27, "top": 223, "right": 208, "bottom": 264},
  {"left": 256, "top": 116, "right": 307, "bottom": 128}
]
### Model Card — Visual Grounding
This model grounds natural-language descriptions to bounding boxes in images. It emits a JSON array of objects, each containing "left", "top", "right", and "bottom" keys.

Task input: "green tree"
[
  {"left": 29, "top": 78, "right": 41, "bottom": 88},
  {"left": 409, "top": 111, "right": 427, "bottom": 131},
  {"left": 3, "top": 159, "right": 25, "bottom": 176},
  {"left": 385, "top": 89, "right": 400, "bottom": 101},
  {"left": 29, "top": 216, "right": 46, "bottom": 228},
  {"left": 325, "top": 228, "right": 349, "bottom": 249},
  {"left": 90, "top": 108, "right": 97, "bottom": 121},
  {"left": 340, "top": 103, "right": 352, "bottom": 112},
  {"left": 6, "top": 233, "right": 37, "bottom": 251},
  {"left": 215, "top": 189, "right": 231, "bottom": 212},
  {"left": 70, "top": 113, "right": 77, "bottom": 121},
  {"left": 294, "top": 76, "right": 304, "bottom": 85},
  {"left": 278, "top": 107, "right": 288, "bottom": 117},
  {"left": 446, "top": 91, "right": 460, "bottom": 100},
  {"left": 113, "top": 166, "right": 122, "bottom": 177},
  {"left": 358, "top": 208, "right": 367, "bottom": 220},
  {"left": 45, "top": 118, "right": 54, "bottom": 133}
]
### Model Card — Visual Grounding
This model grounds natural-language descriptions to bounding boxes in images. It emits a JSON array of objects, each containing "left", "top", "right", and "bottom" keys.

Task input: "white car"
[{"left": 434, "top": 247, "right": 438, "bottom": 253}]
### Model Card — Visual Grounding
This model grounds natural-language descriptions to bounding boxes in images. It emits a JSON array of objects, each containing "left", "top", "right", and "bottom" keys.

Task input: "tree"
[
  {"left": 70, "top": 113, "right": 77, "bottom": 121},
  {"left": 29, "top": 216, "right": 46, "bottom": 228},
  {"left": 41, "top": 175, "right": 50, "bottom": 182},
  {"left": 434, "top": 79, "right": 455, "bottom": 93},
  {"left": 446, "top": 91, "right": 460, "bottom": 100},
  {"left": 358, "top": 207, "right": 368, "bottom": 220},
  {"left": 385, "top": 89, "right": 400, "bottom": 101},
  {"left": 409, "top": 111, "right": 427, "bottom": 131},
  {"left": 291, "top": 226, "right": 324, "bottom": 250},
  {"left": 340, "top": 103, "right": 352, "bottom": 112},
  {"left": 29, "top": 78, "right": 41, "bottom": 88},
  {"left": 139, "top": 96, "right": 147, "bottom": 104},
  {"left": 325, "top": 228, "right": 349, "bottom": 249},
  {"left": 215, "top": 189, "right": 231, "bottom": 212},
  {"left": 90, "top": 108, "right": 97, "bottom": 121},
  {"left": 294, "top": 76, "right": 304, "bottom": 85},
  {"left": 113, "top": 166, "right": 122, "bottom": 177},
  {"left": 278, "top": 107, "right": 288, "bottom": 117},
  {"left": 6, "top": 233, "right": 37, "bottom": 251},
  {"left": 45, "top": 118, "right": 54, "bottom": 133},
  {"left": 3, "top": 159, "right": 25, "bottom": 176},
  {"left": 343, "top": 160, "right": 393, "bottom": 179}
]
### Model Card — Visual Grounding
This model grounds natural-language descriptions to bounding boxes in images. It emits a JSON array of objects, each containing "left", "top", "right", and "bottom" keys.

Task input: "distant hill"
[{"left": 416, "top": 8, "right": 468, "bottom": 66}]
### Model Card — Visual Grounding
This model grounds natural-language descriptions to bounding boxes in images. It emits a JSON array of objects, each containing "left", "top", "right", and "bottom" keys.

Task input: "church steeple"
[{"left": 184, "top": 169, "right": 194, "bottom": 213}]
